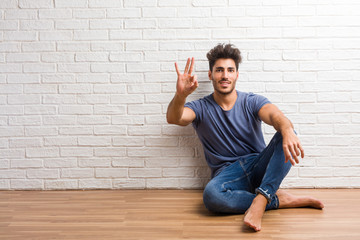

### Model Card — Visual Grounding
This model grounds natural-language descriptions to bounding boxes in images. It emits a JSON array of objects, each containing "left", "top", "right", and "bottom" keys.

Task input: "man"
[{"left": 166, "top": 43, "right": 324, "bottom": 231}]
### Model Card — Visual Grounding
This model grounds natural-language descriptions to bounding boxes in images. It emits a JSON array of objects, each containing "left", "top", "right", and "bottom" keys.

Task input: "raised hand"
[{"left": 175, "top": 57, "right": 198, "bottom": 98}]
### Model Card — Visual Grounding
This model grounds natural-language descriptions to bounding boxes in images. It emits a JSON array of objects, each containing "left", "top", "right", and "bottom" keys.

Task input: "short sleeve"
[
  {"left": 184, "top": 100, "right": 203, "bottom": 127},
  {"left": 247, "top": 93, "right": 271, "bottom": 121}
]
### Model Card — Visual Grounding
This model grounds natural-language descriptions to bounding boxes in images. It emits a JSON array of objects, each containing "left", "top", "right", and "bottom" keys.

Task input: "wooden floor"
[{"left": 0, "top": 189, "right": 359, "bottom": 240}]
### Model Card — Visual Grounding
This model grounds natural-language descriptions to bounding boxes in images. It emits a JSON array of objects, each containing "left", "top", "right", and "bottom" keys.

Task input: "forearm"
[
  {"left": 166, "top": 93, "right": 187, "bottom": 124},
  {"left": 271, "top": 112, "right": 294, "bottom": 135}
]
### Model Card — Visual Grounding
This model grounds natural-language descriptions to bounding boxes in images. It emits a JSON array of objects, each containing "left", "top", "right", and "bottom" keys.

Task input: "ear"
[
  {"left": 208, "top": 70, "right": 212, "bottom": 81},
  {"left": 236, "top": 70, "right": 239, "bottom": 80}
]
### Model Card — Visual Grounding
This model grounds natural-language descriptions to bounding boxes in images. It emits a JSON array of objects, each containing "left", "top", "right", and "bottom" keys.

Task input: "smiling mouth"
[{"left": 219, "top": 81, "right": 231, "bottom": 87}]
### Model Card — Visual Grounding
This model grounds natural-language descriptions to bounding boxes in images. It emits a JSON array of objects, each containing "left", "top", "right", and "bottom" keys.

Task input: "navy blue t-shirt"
[{"left": 185, "top": 91, "right": 271, "bottom": 178}]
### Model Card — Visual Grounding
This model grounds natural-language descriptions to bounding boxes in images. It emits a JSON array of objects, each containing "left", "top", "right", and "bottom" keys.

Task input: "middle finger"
[{"left": 184, "top": 58, "right": 191, "bottom": 74}]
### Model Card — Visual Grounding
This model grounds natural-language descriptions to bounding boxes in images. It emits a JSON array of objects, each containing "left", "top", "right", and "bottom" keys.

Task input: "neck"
[{"left": 213, "top": 89, "right": 237, "bottom": 111}]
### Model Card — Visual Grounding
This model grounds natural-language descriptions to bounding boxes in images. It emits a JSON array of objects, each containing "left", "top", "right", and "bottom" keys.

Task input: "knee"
[
  {"left": 203, "top": 182, "right": 223, "bottom": 213},
  {"left": 203, "top": 182, "right": 247, "bottom": 214}
]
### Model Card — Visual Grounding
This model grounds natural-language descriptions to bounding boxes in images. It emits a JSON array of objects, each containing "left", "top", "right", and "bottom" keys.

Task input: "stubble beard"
[{"left": 212, "top": 78, "right": 236, "bottom": 96}]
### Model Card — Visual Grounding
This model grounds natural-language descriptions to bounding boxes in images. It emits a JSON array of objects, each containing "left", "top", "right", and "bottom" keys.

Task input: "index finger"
[
  {"left": 189, "top": 57, "right": 195, "bottom": 75},
  {"left": 175, "top": 62, "right": 181, "bottom": 76}
]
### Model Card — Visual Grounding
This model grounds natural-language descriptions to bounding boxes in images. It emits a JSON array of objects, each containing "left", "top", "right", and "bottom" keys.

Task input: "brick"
[
  {"left": 79, "top": 179, "right": 112, "bottom": 189},
  {"left": 125, "top": 19, "right": 157, "bottom": 29},
  {"left": 0, "top": 127, "right": 24, "bottom": 137},
  {"left": 42, "top": 74, "right": 75, "bottom": 83},
  {"left": 94, "top": 148, "right": 126, "bottom": 157},
  {"left": 25, "top": 127, "right": 57, "bottom": 136},
  {"left": 26, "top": 148, "right": 59, "bottom": 158},
  {"left": 43, "top": 158, "right": 77, "bottom": 168},
  {"left": 58, "top": 63, "right": 90, "bottom": 73},
  {"left": 89, "top": 0, "right": 122, "bottom": 7},
  {"left": 264, "top": 62, "right": 297, "bottom": 71},
  {"left": 0, "top": 0, "right": 18, "bottom": 8},
  {"left": 5, "top": 10, "right": 37, "bottom": 19},
  {"left": 94, "top": 126, "right": 127, "bottom": 135},
  {"left": 57, "top": 42, "right": 90, "bottom": 52},
  {"left": 55, "top": 0, "right": 87, "bottom": 8},
  {"left": 124, "top": 0, "right": 157, "bottom": 7},
  {"left": 74, "top": 30, "right": 108, "bottom": 40},
  {"left": 39, "top": 31, "right": 72, "bottom": 41},
  {"left": 127, "top": 63, "right": 160, "bottom": 73},
  {"left": 113, "top": 137, "right": 144, "bottom": 147},
  {"left": 43, "top": 95, "right": 76, "bottom": 104},
  {"left": 93, "top": 84, "right": 126, "bottom": 94},
  {"left": 9, "top": 116, "right": 41, "bottom": 126},
  {"left": 20, "top": 20, "right": 53, "bottom": 30},
  {"left": 22, "top": 42, "right": 55, "bottom": 52},
  {"left": 129, "top": 168, "right": 162, "bottom": 178},
  {"left": 56, "top": 20, "right": 88, "bottom": 30},
  {"left": 61, "top": 169, "right": 94, "bottom": 178},
  {"left": 90, "top": 20, "right": 122, "bottom": 29},
  {"left": 23, "top": 63, "right": 56, "bottom": 73},
  {"left": 128, "top": 126, "right": 161, "bottom": 136},
  {"left": 19, "top": 0, "right": 53, "bottom": 8},
  {"left": 112, "top": 158, "right": 144, "bottom": 167},
  {"left": 0, "top": 84, "right": 22, "bottom": 94},
  {"left": 39, "top": 9, "right": 72, "bottom": 19},
  {"left": 59, "top": 127, "right": 93, "bottom": 135},
  {"left": 126, "top": 41, "right": 158, "bottom": 51},
  {"left": 94, "top": 105, "right": 126, "bottom": 115},
  {"left": 110, "top": 30, "right": 142, "bottom": 40},
  {"left": 77, "top": 116, "right": 110, "bottom": 125},
  {"left": 0, "top": 43, "right": 20, "bottom": 52},
  {"left": 44, "top": 137, "right": 77, "bottom": 146},
  {"left": 78, "top": 136, "right": 112, "bottom": 146},
  {"left": 11, "top": 159, "right": 43, "bottom": 168},
  {"left": 128, "top": 104, "right": 162, "bottom": 115},
  {"left": 143, "top": 8, "right": 176, "bottom": 18},
  {"left": 146, "top": 178, "right": 179, "bottom": 188},
  {"left": 110, "top": 52, "right": 142, "bottom": 62},
  {"left": 25, "top": 105, "right": 57, "bottom": 115},
  {"left": 111, "top": 94, "right": 144, "bottom": 104},
  {"left": 27, "top": 169, "right": 59, "bottom": 179},
  {"left": 61, "top": 148, "right": 93, "bottom": 157},
  {"left": 11, "top": 180, "right": 43, "bottom": 190},
  {"left": 113, "top": 179, "right": 145, "bottom": 189},
  {"left": 45, "top": 180, "right": 78, "bottom": 190},
  {"left": 7, "top": 53, "right": 40, "bottom": 62},
  {"left": 77, "top": 74, "right": 109, "bottom": 83},
  {"left": 112, "top": 116, "right": 144, "bottom": 125},
  {"left": 0, "top": 20, "right": 18, "bottom": 30},
  {"left": 0, "top": 63, "right": 22, "bottom": 73},
  {"left": 78, "top": 159, "right": 111, "bottom": 167},
  {"left": 95, "top": 168, "right": 128, "bottom": 178},
  {"left": 58, "top": 105, "right": 93, "bottom": 115},
  {"left": 91, "top": 63, "right": 125, "bottom": 73},
  {"left": 163, "top": 167, "right": 194, "bottom": 177},
  {"left": 107, "top": 9, "right": 141, "bottom": 18},
  {"left": 0, "top": 149, "right": 25, "bottom": 159},
  {"left": 73, "top": 9, "right": 105, "bottom": 19},
  {"left": 111, "top": 73, "right": 143, "bottom": 83}
]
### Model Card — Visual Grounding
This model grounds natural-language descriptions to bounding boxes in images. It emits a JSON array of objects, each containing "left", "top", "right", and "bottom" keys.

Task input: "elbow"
[{"left": 166, "top": 114, "right": 176, "bottom": 125}]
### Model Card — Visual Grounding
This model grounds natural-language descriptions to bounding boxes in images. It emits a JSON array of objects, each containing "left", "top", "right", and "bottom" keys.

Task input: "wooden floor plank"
[{"left": 0, "top": 189, "right": 359, "bottom": 240}]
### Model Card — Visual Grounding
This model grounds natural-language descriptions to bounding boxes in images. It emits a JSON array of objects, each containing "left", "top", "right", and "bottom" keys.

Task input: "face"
[{"left": 209, "top": 58, "right": 239, "bottom": 95}]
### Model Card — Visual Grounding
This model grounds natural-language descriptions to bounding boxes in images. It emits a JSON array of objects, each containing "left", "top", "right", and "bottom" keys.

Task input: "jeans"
[{"left": 203, "top": 132, "right": 292, "bottom": 214}]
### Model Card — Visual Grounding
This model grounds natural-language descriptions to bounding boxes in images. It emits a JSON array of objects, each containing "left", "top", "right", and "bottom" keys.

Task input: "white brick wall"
[{"left": 0, "top": 0, "right": 359, "bottom": 190}]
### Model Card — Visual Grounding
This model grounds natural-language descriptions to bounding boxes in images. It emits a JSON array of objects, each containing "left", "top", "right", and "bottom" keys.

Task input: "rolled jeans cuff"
[{"left": 255, "top": 187, "right": 272, "bottom": 203}]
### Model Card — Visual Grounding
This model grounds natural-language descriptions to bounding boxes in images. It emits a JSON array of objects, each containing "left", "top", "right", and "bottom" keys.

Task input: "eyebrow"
[{"left": 215, "top": 67, "right": 235, "bottom": 70}]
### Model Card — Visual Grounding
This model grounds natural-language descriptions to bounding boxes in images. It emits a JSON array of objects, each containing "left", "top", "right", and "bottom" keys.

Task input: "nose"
[{"left": 222, "top": 71, "right": 228, "bottom": 79}]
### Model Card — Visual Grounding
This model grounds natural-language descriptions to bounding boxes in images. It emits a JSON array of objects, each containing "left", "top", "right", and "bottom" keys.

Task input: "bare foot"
[
  {"left": 243, "top": 194, "right": 267, "bottom": 232},
  {"left": 277, "top": 189, "right": 324, "bottom": 209}
]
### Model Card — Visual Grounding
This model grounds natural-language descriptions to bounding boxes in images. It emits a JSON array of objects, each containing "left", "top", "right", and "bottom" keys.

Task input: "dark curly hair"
[{"left": 206, "top": 43, "right": 242, "bottom": 72}]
